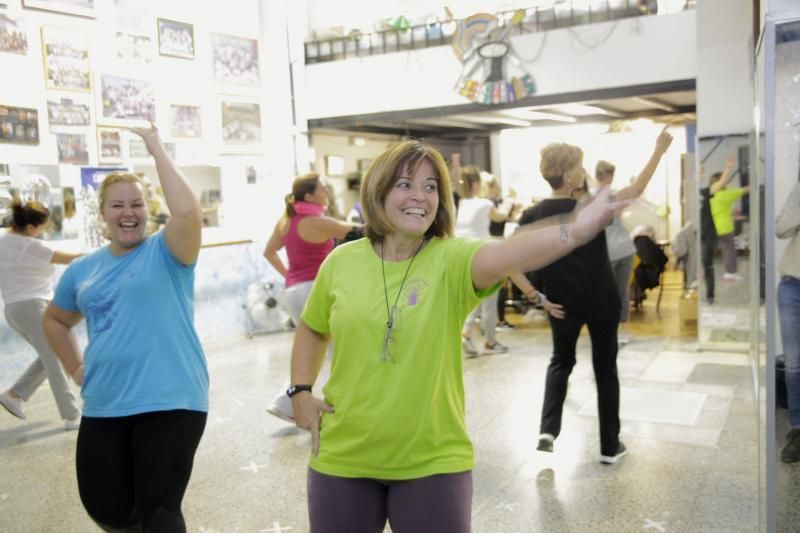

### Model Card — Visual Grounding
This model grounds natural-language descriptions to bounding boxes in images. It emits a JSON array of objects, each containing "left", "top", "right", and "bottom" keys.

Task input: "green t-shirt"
[
  {"left": 710, "top": 187, "right": 745, "bottom": 236},
  {"left": 301, "top": 236, "right": 498, "bottom": 479}
]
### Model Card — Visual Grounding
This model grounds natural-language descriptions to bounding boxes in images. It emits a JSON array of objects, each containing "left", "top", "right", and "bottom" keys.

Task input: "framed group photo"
[
  {"left": 169, "top": 104, "right": 201, "bottom": 138},
  {"left": 0, "top": 14, "right": 28, "bottom": 55},
  {"left": 41, "top": 26, "right": 91, "bottom": 91},
  {"left": 99, "top": 73, "right": 155, "bottom": 125},
  {"left": 55, "top": 132, "right": 89, "bottom": 164},
  {"left": 23, "top": 0, "right": 96, "bottom": 18},
  {"left": 211, "top": 33, "right": 259, "bottom": 86},
  {"left": 220, "top": 99, "right": 261, "bottom": 149},
  {"left": 157, "top": 18, "right": 194, "bottom": 59},
  {"left": 0, "top": 105, "right": 39, "bottom": 145},
  {"left": 47, "top": 97, "right": 91, "bottom": 126},
  {"left": 97, "top": 126, "right": 122, "bottom": 164}
]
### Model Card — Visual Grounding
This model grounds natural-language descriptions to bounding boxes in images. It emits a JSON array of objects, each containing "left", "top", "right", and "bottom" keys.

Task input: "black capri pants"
[{"left": 76, "top": 409, "right": 207, "bottom": 532}]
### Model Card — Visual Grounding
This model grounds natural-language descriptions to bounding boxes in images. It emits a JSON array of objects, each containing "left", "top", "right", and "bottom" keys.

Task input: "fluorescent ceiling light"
[
  {"left": 545, "top": 103, "right": 621, "bottom": 117},
  {"left": 500, "top": 109, "right": 577, "bottom": 123}
]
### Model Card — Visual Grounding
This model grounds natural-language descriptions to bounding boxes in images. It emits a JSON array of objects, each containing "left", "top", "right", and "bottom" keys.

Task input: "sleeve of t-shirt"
[
  {"left": 24, "top": 239, "right": 55, "bottom": 266},
  {"left": 52, "top": 262, "right": 80, "bottom": 312},
  {"left": 156, "top": 230, "right": 197, "bottom": 271}
]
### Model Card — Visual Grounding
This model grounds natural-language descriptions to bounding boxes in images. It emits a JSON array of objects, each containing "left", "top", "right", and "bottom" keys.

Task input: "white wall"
[
  {"left": 305, "top": 10, "right": 697, "bottom": 119},
  {"left": 695, "top": 0, "right": 754, "bottom": 137},
  {"left": 0, "top": 0, "right": 300, "bottom": 242}
]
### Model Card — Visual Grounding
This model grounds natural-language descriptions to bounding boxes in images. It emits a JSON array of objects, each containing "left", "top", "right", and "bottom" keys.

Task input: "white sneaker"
[
  {"left": 64, "top": 416, "right": 81, "bottom": 430},
  {"left": 461, "top": 336, "right": 479, "bottom": 357},
  {"left": 0, "top": 390, "right": 25, "bottom": 420},
  {"left": 618, "top": 331, "right": 631, "bottom": 346},
  {"left": 722, "top": 272, "right": 744, "bottom": 282},
  {"left": 266, "top": 391, "right": 295, "bottom": 424}
]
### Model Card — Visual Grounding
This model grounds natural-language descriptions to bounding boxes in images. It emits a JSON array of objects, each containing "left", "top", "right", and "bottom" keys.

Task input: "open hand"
[
  {"left": 655, "top": 125, "right": 673, "bottom": 154},
  {"left": 542, "top": 300, "right": 565, "bottom": 319},
  {"left": 292, "top": 393, "right": 335, "bottom": 457}
]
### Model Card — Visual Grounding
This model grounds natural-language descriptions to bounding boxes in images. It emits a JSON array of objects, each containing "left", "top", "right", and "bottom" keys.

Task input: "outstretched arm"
[
  {"left": 709, "top": 156, "right": 736, "bottom": 195},
  {"left": 471, "top": 187, "right": 630, "bottom": 290},
  {"left": 130, "top": 124, "right": 202, "bottom": 265},
  {"left": 614, "top": 126, "right": 673, "bottom": 202}
]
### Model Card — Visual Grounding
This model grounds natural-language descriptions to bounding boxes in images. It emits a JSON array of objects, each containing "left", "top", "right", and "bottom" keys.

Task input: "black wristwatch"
[{"left": 286, "top": 384, "right": 313, "bottom": 398}]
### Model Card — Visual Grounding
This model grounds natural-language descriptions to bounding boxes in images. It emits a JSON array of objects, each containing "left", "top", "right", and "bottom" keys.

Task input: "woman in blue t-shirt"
[{"left": 43, "top": 125, "right": 208, "bottom": 532}]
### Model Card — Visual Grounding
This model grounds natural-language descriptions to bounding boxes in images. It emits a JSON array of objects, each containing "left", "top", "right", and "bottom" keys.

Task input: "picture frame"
[
  {"left": 55, "top": 132, "right": 89, "bottom": 164},
  {"left": 47, "top": 97, "right": 90, "bottom": 126},
  {"left": 157, "top": 18, "right": 194, "bottom": 59},
  {"left": 0, "top": 13, "right": 28, "bottom": 55},
  {"left": 220, "top": 99, "right": 261, "bottom": 148},
  {"left": 169, "top": 104, "right": 201, "bottom": 138},
  {"left": 211, "top": 33, "right": 259, "bottom": 86},
  {"left": 97, "top": 126, "right": 122, "bottom": 164},
  {"left": 0, "top": 105, "right": 39, "bottom": 145},
  {"left": 128, "top": 135, "right": 175, "bottom": 161},
  {"left": 23, "top": 0, "right": 95, "bottom": 19},
  {"left": 41, "top": 26, "right": 91, "bottom": 92},
  {"left": 115, "top": 31, "right": 152, "bottom": 64},
  {"left": 325, "top": 155, "right": 345, "bottom": 177},
  {"left": 98, "top": 73, "right": 155, "bottom": 125}
]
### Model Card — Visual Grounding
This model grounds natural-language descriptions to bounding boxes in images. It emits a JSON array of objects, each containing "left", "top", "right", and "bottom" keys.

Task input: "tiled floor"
[{"left": 0, "top": 300, "right": 765, "bottom": 532}]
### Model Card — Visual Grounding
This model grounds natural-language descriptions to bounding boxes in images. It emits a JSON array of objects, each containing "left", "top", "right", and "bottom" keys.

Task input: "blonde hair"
[
  {"left": 360, "top": 140, "right": 454, "bottom": 242},
  {"left": 595, "top": 160, "right": 616, "bottom": 185},
  {"left": 98, "top": 172, "right": 145, "bottom": 209},
  {"left": 539, "top": 143, "right": 584, "bottom": 190}
]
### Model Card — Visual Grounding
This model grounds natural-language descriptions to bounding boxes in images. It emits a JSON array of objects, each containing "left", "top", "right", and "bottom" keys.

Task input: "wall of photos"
[{"left": 0, "top": 0, "right": 302, "bottom": 242}]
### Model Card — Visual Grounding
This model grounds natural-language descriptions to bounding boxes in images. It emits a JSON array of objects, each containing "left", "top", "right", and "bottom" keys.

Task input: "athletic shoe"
[
  {"left": 600, "top": 442, "right": 628, "bottom": 464},
  {"left": 496, "top": 321, "right": 515, "bottom": 331},
  {"left": 781, "top": 429, "right": 800, "bottom": 463},
  {"left": 618, "top": 331, "right": 631, "bottom": 346},
  {"left": 722, "top": 272, "right": 744, "bottom": 282},
  {"left": 484, "top": 341, "right": 509, "bottom": 354},
  {"left": 266, "top": 392, "right": 295, "bottom": 424},
  {"left": 64, "top": 416, "right": 81, "bottom": 431},
  {"left": 536, "top": 433, "right": 555, "bottom": 453},
  {"left": 0, "top": 390, "right": 25, "bottom": 420},
  {"left": 462, "top": 336, "right": 479, "bottom": 356}
]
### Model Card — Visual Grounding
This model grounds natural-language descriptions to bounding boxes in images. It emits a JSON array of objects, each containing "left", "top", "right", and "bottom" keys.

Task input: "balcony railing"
[{"left": 305, "top": 0, "right": 694, "bottom": 64}]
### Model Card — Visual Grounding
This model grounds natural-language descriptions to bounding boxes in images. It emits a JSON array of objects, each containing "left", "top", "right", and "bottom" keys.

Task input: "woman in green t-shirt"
[{"left": 287, "top": 140, "right": 628, "bottom": 532}]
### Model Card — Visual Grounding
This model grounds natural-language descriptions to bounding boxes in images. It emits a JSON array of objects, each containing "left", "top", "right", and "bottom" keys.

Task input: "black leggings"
[{"left": 76, "top": 410, "right": 207, "bottom": 533}]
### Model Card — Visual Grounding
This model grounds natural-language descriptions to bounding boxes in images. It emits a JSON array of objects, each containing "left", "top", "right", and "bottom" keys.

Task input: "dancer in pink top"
[{"left": 263, "top": 173, "right": 357, "bottom": 422}]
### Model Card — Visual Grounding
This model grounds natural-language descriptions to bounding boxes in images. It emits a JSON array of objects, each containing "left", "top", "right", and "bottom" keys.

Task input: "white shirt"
[
  {"left": 777, "top": 181, "right": 800, "bottom": 279},
  {"left": 455, "top": 197, "right": 493, "bottom": 238},
  {"left": 0, "top": 232, "right": 55, "bottom": 304}
]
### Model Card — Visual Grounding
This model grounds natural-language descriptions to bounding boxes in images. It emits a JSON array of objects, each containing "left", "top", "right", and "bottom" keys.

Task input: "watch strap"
[{"left": 286, "top": 384, "right": 313, "bottom": 398}]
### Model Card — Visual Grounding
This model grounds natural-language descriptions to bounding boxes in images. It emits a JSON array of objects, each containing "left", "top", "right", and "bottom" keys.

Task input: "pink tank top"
[{"left": 284, "top": 201, "right": 335, "bottom": 287}]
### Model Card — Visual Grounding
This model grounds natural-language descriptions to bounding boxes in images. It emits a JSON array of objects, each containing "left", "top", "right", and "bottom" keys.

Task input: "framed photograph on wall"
[
  {"left": 220, "top": 100, "right": 261, "bottom": 148},
  {"left": 157, "top": 18, "right": 194, "bottom": 59},
  {"left": 211, "top": 33, "right": 259, "bottom": 86},
  {"left": 169, "top": 104, "right": 201, "bottom": 138},
  {"left": 325, "top": 155, "right": 344, "bottom": 177},
  {"left": 41, "top": 26, "right": 90, "bottom": 91},
  {"left": 97, "top": 127, "right": 122, "bottom": 164},
  {"left": 128, "top": 135, "right": 175, "bottom": 161},
  {"left": 55, "top": 132, "right": 89, "bottom": 164},
  {"left": 22, "top": 0, "right": 95, "bottom": 18},
  {"left": 115, "top": 31, "right": 152, "bottom": 64},
  {"left": 99, "top": 74, "right": 155, "bottom": 125},
  {"left": 0, "top": 14, "right": 28, "bottom": 55},
  {"left": 0, "top": 105, "right": 39, "bottom": 145},
  {"left": 47, "top": 97, "right": 90, "bottom": 126}
]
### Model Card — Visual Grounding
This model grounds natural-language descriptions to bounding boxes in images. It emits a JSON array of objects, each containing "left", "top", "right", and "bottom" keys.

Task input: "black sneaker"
[
  {"left": 781, "top": 429, "right": 800, "bottom": 463},
  {"left": 600, "top": 442, "right": 627, "bottom": 464},
  {"left": 536, "top": 434, "right": 554, "bottom": 453}
]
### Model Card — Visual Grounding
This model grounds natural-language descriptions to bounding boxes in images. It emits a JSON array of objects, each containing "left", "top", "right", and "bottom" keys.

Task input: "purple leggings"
[{"left": 307, "top": 468, "right": 472, "bottom": 533}]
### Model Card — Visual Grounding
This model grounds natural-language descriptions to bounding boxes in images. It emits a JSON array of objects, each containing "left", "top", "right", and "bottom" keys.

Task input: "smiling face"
[
  {"left": 101, "top": 181, "right": 148, "bottom": 254},
  {"left": 383, "top": 159, "right": 440, "bottom": 242}
]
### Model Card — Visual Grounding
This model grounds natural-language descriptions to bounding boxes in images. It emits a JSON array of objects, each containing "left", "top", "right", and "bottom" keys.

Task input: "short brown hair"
[
  {"left": 540, "top": 143, "right": 584, "bottom": 190},
  {"left": 360, "top": 140, "right": 454, "bottom": 242},
  {"left": 460, "top": 165, "right": 482, "bottom": 198},
  {"left": 98, "top": 172, "right": 145, "bottom": 209},
  {"left": 595, "top": 160, "right": 615, "bottom": 178}
]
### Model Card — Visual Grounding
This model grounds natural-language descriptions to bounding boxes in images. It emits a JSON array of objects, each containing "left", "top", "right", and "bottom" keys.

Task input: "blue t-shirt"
[{"left": 53, "top": 232, "right": 209, "bottom": 417}]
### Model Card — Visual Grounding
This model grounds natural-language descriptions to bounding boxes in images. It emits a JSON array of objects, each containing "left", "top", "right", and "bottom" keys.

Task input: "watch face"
[{"left": 478, "top": 41, "right": 509, "bottom": 59}]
